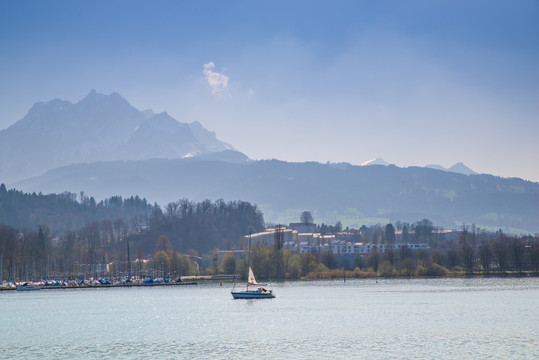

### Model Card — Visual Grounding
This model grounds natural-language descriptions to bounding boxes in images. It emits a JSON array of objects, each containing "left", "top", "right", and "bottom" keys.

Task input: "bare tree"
[
  {"left": 478, "top": 241, "right": 492, "bottom": 274},
  {"left": 459, "top": 225, "right": 476, "bottom": 273},
  {"left": 273, "top": 225, "right": 285, "bottom": 278},
  {"left": 530, "top": 239, "right": 539, "bottom": 273},
  {"left": 385, "top": 223, "right": 396, "bottom": 245},
  {"left": 492, "top": 234, "right": 509, "bottom": 273},
  {"left": 367, "top": 252, "right": 382, "bottom": 273},
  {"left": 511, "top": 237, "right": 525, "bottom": 274},
  {"left": 165, "top": 202, "right": 180, "bottom": 221},
  {"left": 113, "top": 219, "right": 125, "bottom": 243},
  {"left": 300, "top": 211, "right": 313, "bottom": 225}
]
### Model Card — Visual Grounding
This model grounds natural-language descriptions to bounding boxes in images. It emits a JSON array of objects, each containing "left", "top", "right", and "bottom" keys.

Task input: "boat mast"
[{"left": 247, "top": 231, "right": 252, "bottom": 291}]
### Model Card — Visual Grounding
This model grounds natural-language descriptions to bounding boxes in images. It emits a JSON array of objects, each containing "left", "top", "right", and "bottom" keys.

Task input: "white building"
[
  {"left": 300, "top": 242, "right": 429, "bottom": 255},
  {"left": 247, "top": 228, "right": 429, "bottom": 255}
]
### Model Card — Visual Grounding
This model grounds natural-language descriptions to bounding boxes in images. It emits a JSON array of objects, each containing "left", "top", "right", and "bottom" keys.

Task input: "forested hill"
[
  {"left": 0, "top": 184, "right": 155, "bottom": 234},
  {"left": 0, "top": 183, "right": 266, "bottom": 253},
  {"left": 128, "top": 199, "right": 266, "bottom": 254},
  {"left": 14, "top": 158, "right": 539, "bottom": 233}
]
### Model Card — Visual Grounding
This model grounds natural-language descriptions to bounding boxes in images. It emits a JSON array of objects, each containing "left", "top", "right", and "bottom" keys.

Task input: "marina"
[{"left": 1, "top": 279, "right": 197, "bottom": 291}]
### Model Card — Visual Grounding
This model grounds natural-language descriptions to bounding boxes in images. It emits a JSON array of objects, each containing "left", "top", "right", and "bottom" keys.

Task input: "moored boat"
[{"left": 17, "top": 282, "right": 41, "bottom": 291}]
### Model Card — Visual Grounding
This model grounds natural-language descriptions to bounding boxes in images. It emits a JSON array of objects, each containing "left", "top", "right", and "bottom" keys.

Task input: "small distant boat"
[
  {"left": 231, "top": 267, "right": 274, "bottom": 299},
  {"left": 17, "top": 283, "right": 41, "bottom": 291},
  {"left": 231, "top": 233, "right": 275, "bottom": 299}
]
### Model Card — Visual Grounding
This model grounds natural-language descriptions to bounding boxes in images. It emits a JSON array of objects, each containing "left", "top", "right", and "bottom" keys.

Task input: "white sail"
[{"left": 248, "top": 267, "right": 258, "bottom": 285}]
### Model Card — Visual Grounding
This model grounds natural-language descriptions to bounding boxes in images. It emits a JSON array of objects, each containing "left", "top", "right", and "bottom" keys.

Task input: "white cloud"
[{"left": 203, "top": 62, "right": 229, "bottom": 94}]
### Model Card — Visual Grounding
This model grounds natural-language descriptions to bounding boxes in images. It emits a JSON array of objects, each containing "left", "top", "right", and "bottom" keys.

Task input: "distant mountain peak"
[
  {"left": 426, "top": 162, "right": 478, "bottom": 176},
  {"left": 84, "top": 89, "right": 121, "bottom": 98},
  {"left": 78, "top": 90, "right": 127, "bottom": 106},
  {"left": 361, "top": 157, "right": 390, "bottom": 166},
  {"left": 448, "top": 162, "right": 478, "bottom": 176},
  {"left": 0, "top": 91, "right": 240, "bottom": 183}
]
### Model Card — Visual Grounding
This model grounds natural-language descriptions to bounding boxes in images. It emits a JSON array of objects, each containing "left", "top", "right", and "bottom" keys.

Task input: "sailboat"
[{"left": 231, "top": 233, "right": 275, "bottom": 299}]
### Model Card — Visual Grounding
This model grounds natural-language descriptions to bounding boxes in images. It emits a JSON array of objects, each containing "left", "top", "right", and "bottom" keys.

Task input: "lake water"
[{"left": 1, "top": 278, "right": 537, "bottom": 359}]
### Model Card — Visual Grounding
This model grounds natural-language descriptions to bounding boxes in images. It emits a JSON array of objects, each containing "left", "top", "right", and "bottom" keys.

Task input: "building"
[
  {"left": 300, "top": 241, "right": 429, "bottom": 255},
  {"left": 246, "top": 227, "right": 430, "bottom": 256}
]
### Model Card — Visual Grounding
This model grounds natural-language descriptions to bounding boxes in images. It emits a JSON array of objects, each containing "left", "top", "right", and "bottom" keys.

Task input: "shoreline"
[
  {"left": 0, "top": 281, "right": 197, "bottom": 291},
  {"left": 3, "top": 272, "right": 537, "bottom": 291},
  {"left": 228, "top": 270, "right": 539, "bottom": 282}
]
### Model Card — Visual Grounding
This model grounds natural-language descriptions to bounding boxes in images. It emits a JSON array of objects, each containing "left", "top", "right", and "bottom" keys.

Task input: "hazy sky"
[{"left": 1, "top": 1, "right": 538, "bottom": 181}]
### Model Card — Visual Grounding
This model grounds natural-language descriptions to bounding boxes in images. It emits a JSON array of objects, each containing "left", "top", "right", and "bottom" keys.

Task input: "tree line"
[
  {"left": 217, "top": 214, "right": 539, "bottom": 280},
  {"left": 0, "top": 184, "right": 154, "bottom": 234},
  {"left": 0, "top": 194, "right": 265, "bottom": 282},
  {"left": 218, "top": 228, "right": 539, "bottom": 281},
  {"left": 130, "top": 198, "right": 265, "bottom": 254},
  {"left": 1, "top": 188, "right": 538, "bottom": 282}
]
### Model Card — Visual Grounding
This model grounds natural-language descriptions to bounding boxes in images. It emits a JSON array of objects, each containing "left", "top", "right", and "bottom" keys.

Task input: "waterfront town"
[{"left": 247, "top": 224, "right": 436, "bottom": 256}]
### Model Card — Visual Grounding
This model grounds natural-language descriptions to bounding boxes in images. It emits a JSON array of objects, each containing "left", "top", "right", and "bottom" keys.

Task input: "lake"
[{"left": 1, "top": 277, "right": 537, "bottom": 359}]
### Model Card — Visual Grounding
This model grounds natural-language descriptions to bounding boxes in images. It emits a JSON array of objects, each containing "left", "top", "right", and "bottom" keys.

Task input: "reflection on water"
[{"left": 1, "top": 278, "right": 537, "bottom": 359}]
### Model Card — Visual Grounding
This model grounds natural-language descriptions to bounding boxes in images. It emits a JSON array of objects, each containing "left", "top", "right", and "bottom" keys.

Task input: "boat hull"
[
  {"left": 231, "top": 291, "right": 275, "bottom": 299},
  {"left": 17, "top": 286, "right": 40, "bottom": 291}
]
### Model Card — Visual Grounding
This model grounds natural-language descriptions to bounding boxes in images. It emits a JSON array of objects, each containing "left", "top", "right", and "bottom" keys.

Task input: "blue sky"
[{"left": 1, "top": 1, "right": 538, "bottom": 181}]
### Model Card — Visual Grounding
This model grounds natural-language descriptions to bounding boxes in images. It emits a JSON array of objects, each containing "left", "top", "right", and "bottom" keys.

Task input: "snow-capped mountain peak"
[
  {"left": 448, "top": 162, "right": 478, "bottom": 176},
  {"left": 360, "top": 157, "right": 390, "bottom": 166}
]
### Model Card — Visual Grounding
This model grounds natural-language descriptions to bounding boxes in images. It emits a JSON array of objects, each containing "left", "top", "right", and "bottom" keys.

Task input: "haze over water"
[{"left": 2, "top": 278, "right": 537, "bottom": 359}]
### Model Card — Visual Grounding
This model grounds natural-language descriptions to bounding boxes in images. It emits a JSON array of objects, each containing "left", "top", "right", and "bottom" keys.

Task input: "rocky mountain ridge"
[{"left": 0, "top": 90, "right": 233, "bottom": 183}]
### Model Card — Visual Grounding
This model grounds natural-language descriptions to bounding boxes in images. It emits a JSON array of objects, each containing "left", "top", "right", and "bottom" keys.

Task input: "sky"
[{"left": 1, "top": 0, "right": 538, "bottom": 181}]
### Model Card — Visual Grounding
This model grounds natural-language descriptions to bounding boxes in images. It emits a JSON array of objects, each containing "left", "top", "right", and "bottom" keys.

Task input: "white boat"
[{"left": 231, "top": 233, "right": 275, "bottom": 299}]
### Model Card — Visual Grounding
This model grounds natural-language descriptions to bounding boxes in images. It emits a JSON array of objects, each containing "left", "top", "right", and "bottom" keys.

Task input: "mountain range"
[
  {"left": 2, "top": 91, "right": 539, "bottom": 233},
  {"left": 0, "top": 90, "right": 232, "bottom": 184},
  {"left": 426, "top": 162, "right": 478, "bottom": 176},
  {"left": 362, "top": 158, "right": 478, "bottom": 176}
]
